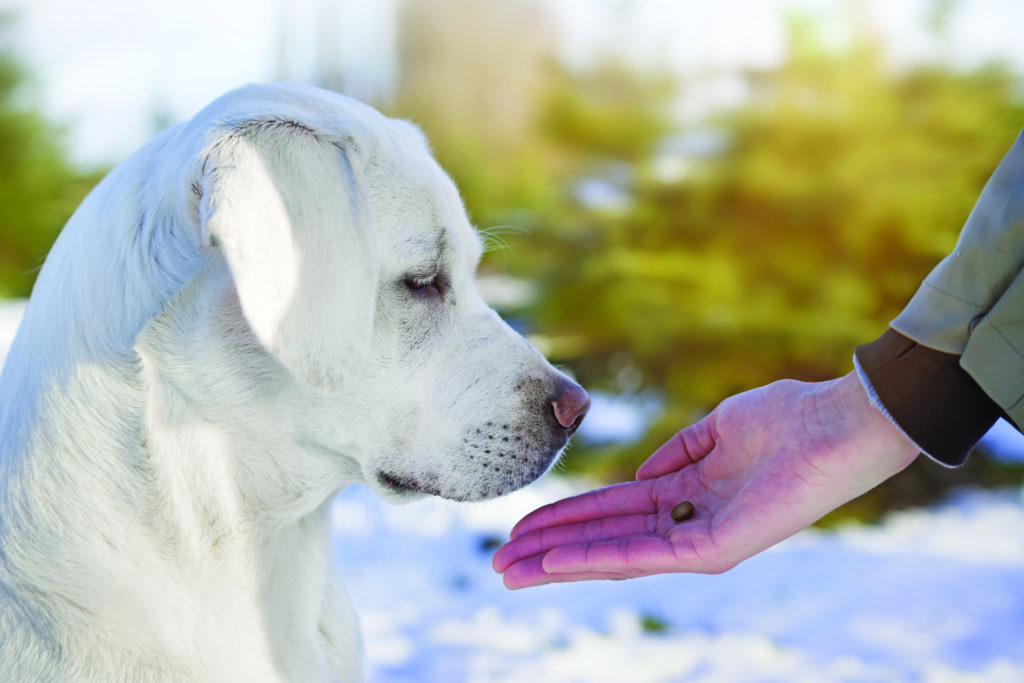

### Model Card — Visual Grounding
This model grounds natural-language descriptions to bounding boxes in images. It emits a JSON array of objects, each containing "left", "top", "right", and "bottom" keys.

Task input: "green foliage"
[
  {"left": 0, "top": 20, "right": 103, "bottom": 298},
  {"left": 501, "top": 25, "right": 1024, "bottom": 483},
  {"left": 392, "top": 9, "right": 1024, "bottom": 500},
  {"left": 638, "top": 612, "right": 671, "bottom": 635},
  {"left": 3, "top": 7, "right": 1022, "bottom": 519},
  {"left": 541, "top": 62, "right": 677, "bottom": 163}
]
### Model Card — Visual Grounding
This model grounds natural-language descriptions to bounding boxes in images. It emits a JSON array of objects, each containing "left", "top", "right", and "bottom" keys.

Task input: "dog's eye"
[{"left": 404, "top": 274, "right": 443, "bottom": 299}]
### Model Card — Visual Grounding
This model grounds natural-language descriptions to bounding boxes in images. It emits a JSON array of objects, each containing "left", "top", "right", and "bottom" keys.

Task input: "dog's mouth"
[
  {"left": 378, "top": 471, "right": 437, "bottom": 496},
  {"left": 376, "top": 438, "right": 567, "bottom": 501}
]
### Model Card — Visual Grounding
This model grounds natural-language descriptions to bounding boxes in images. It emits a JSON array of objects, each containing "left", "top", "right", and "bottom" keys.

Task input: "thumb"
[{"left": 636, "top": 415, "right": 716, "bottom": 480}]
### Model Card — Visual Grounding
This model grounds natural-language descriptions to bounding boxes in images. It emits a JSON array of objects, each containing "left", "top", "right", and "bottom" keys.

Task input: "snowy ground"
[
  {"left": 333, "top": 481, "right": 1024, "bottom": 683},
  {"left": 3, "top": 300, "right": 1023, "bottom": 682}
]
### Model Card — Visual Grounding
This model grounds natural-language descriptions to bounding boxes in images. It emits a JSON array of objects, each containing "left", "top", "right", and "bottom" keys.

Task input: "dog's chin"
[
  {"left": 373, "top": 469, "right": 494, "bottom": 503},
  {"left": 373, "top": 471, "right": 433, "bottom": 503},
  {"left": 374, "top": 470, "right": 486, "bottom": 503},
  {"left": 375, "top": 453, "right": 560, "bottom": 503}
]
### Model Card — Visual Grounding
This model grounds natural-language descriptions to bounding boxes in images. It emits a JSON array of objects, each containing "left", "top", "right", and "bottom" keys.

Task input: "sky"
[{"left": 5, "top": 0, "right": 1024, "bottom": 168}]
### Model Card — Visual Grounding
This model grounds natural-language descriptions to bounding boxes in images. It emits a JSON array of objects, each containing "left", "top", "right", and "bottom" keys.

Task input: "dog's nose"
[{"left": 551, "top": 379, "right": 590, "bottom": 436}]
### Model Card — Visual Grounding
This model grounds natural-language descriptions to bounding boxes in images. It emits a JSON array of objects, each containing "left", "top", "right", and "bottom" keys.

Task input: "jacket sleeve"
[{"left": 854, "top": 128, "right": 1024, "bottom": 467}]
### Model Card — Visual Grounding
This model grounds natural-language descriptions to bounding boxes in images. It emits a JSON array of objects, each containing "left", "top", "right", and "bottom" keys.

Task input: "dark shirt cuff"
[{"left": 854, "top": 329, "right": 1004, "bottom": 467}]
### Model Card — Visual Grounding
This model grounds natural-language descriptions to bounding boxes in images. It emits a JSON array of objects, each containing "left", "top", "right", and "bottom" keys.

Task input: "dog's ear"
[{"left": 198, "top": 121, "right": 378, "bottom": 391}]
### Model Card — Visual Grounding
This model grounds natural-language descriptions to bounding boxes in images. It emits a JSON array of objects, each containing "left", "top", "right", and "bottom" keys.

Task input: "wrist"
[{"left": 816, "top": 372, "right": 920, "bottom": 485}]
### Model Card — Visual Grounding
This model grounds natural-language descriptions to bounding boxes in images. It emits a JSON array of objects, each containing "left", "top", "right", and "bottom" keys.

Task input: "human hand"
[{"left": 493, "top": 372, "right": 919, "bottom": 588}]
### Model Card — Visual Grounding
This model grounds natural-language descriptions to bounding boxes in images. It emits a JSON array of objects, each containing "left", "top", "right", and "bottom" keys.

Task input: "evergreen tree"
[{"left": 0, "top": 18, "right": 103, "bottom": 298}]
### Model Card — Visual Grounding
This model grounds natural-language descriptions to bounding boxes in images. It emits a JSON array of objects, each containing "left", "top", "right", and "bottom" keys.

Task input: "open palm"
[{"left": 493, "top": 373, "right": 918, "bottom": 588}]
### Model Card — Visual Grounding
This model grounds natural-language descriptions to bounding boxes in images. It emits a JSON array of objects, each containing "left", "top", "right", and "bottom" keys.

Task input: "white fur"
[{"left": 0, "top": 83, "right": 582, "bottom": 682}]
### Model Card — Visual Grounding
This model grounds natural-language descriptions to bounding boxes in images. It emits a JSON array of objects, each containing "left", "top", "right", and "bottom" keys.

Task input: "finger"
[
  {"left": 493, "top": 512, "right": 655, "bottom": 573},
  {"left": 509, "top": 480, "right": 655, "bottom": 539},
  {"left": 540, "top": 534, "right": 694, "bottom": 575},
  {"left": 636, "top": 416, "right": 717, "bottom": 480},
  {"left": 501, "top": 554, "right": 632, "bottom": 589}
]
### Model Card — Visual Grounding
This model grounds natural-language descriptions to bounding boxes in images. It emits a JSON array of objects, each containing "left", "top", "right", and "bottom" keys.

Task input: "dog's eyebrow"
[
  {"left": 404, "top": 228, "right": 449, "bottom": 264},
  {"left": 434, "top": 229, "right": 450, "bottom": 260}
]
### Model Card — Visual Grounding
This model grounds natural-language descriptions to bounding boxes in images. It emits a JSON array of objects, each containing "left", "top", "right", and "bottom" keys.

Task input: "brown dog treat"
[{"left": 670, "top": 501, "right": 695, "bottom": 523}]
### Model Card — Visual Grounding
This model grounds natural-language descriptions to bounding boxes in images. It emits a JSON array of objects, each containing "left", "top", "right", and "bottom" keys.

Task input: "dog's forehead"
[
  {"left": 365, "top": 132, "right": 482, "bottom": 268},
  {"left": 189, "top": 84, "right": 482, "bottom": 266},
  {"left": 387, "top": 214, "right": 481, "bottom": 273}
]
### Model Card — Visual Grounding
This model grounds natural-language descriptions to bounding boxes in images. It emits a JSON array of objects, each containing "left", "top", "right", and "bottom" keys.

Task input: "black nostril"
[{"left": 567, "top": 412, "right": 586, "bottom": 437}]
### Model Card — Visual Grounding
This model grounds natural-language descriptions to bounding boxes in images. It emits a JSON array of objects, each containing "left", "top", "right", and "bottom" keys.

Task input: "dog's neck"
[{"left": 0, "top": 222, "right": 358, "bottom": 679}]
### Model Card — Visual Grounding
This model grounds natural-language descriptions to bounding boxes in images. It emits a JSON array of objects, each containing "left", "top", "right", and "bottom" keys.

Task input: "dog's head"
[{"left": 184, "top": 83, "right": 587, "bottom": 504}]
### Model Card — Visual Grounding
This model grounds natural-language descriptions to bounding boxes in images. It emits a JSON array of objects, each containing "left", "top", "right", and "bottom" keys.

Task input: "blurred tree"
[
  {"left": 391, "top": 0, "right": 678, "bottom": 273},
  {"left": 507, "top": 18, "right": 1024, "bottom": 482},
  {"left": 0, "top": 17, "right": 103, "bottom": 298},
  {"left": 541, "top": 61, "right": 676, "bottom": 164},
  {"left": 392, "top": 0, "right": 559, "bottom": 228}
]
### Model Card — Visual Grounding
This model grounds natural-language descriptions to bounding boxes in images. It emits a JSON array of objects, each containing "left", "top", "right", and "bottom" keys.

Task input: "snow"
[
  {"left": 981, "top": 419, "right": 1024, "bottom": 463},
  {"left": 2, "top": 299, "right": 1023, "bottom": 682},
  {"left": 577, "top": 391, "right": 661, "bottom": 444},
  {"left": 0, "top": 300, "right": 27, "bottom": 368},
  {"left": 334, "top": 482, "right": 1024, "bottom": 682}
]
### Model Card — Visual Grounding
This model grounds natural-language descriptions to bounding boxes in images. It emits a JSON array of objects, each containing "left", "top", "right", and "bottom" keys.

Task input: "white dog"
[{"left": 0, "top": 83, "right": 589, "bottom": 682}]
